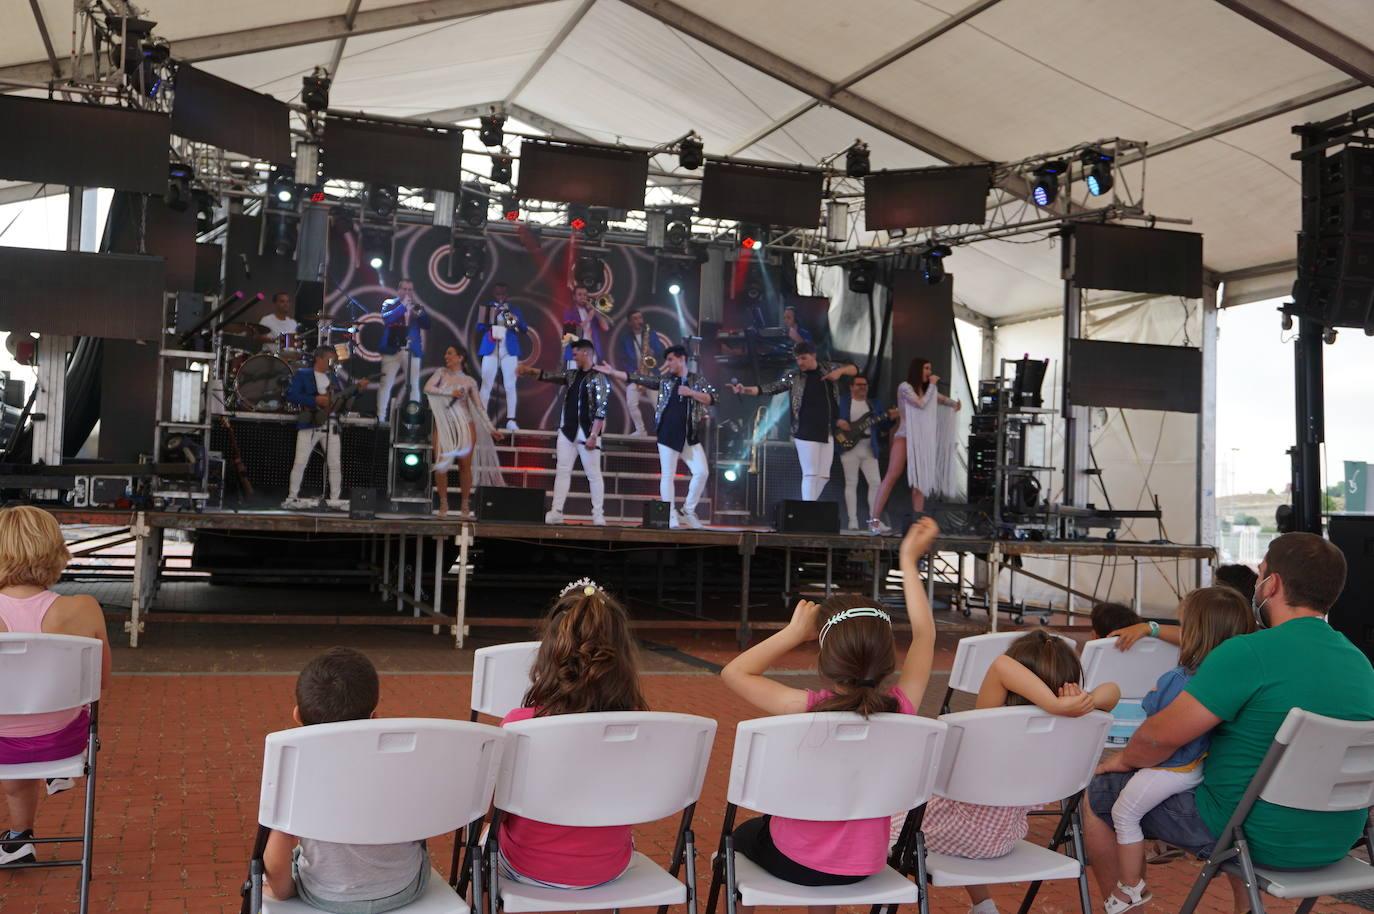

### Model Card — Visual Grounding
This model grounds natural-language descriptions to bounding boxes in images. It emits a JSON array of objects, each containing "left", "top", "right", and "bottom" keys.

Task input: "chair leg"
[
  {"left": 450, "top": 827, "right": 464, "bottom": 888},
  {"left": 78, "top": 728, "right": 99, "bottom": 914},
  {"left": 469, "top": 710, "right": 479, "bottom": 722},
  {"left": 1178, "top": 861, "right": 1220, "bottom": 914},
  {"left": 685, "top": 830, "right": 699, "bottom": 914},
  {"left": 1070, "top": 812, "right": 1092, "bottom": 914},
  {"left": 915, "top": 834, "right": 930, "bottom": 914},
  {"left": 723, "top": 835, "right": 738, "bottom": 914},
  {"left": 1234, "top": 838, "right": 1267, "bottom": 914},
  {"left": 471, "top": 840, "right": 484, "bottom": 914},
  {"left": 1294, "top": 899, "right": 1317, "bottom": 914},
  {"left": 941, "top": 687, "right": 953, "bottom": 716}
]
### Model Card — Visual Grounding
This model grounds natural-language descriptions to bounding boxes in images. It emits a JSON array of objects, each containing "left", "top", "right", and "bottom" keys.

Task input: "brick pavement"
[{"left": 0, "top": 663, "right": 1365, "bottom": 913}]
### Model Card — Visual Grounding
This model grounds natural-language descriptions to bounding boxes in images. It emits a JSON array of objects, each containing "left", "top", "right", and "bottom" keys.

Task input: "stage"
[{"left": 49, "top": 507, "right": 1214, "bottom": 648}]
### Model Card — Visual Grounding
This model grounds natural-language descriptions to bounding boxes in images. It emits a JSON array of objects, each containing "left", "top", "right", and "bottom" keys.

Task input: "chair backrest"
[
  {"left": 471, "top": 641, "right": 541, "bottom": 719},
  {"left": 1257, "top": 708, "right": 1374, "bottom": 813},
  {"left": 259, "top": 718, "right": 505, "bottom": 844},
  {"left": 0, "top": 633, "right": 102, "bottom": 715},
  {"left": 1080, "top": 636, "right": 1181, "bottom": 697},
  {"left": 947, "top": 631, "right": 1077, "bottom": 696},
  {"left": 726, "top": 712, "right": 947, "bottom": 820},
  {"left": 935, "top": 707, "right": 1112, "bottom": 807},
  {"left": 495, "top": 711, "right": 716, "bottom": 826}
]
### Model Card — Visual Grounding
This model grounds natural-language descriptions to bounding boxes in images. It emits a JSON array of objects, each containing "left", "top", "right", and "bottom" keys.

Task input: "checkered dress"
[{"left": 919, "top": 795, "right": 1036, "bottom": 859}]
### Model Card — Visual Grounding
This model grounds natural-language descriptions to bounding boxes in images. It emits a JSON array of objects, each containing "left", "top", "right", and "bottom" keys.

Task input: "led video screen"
[
  {"left": 1070, "top": 223, "right": 1204, "bottom": 298},
  {"left": 517, "top": 139, "right": 648, "bottom": 209},
  {"left": 323, "top": 117, "right": 462, "bottom": 191},
  {"left": 1068, "top": 338, "right": 1201, "bottom": 413},
  {"left": 172, "top": 66, "right": 292, "bottom": 164},
  {"left": 0, "top": 95, "right": 168, "bottom": 194},
  {"left": 698, "top": 159, "right": 824, "bottom": 228},
  {"left": 864, "top": 164, "right": 991, "bottom": 230}
]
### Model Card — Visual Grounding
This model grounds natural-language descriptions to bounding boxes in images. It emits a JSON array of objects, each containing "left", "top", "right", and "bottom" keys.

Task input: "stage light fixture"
[
  {"left": 267, "top": 212, "right": 298, "bottom": 257},
  {"left": 490, "top": 154, "right": 513, "bottom": 184},
  {"left": 1081, "top": 148, "right": 1115, "bottom": 196},
  {"left": 848, "top": 260, "right": 876, "bottom": 294},
  {"left": 568, "top": 204, "right": 589, "bottom": 232},
  {"left": 659, "top": 259, "right": 690, "bottom": 297},
  {"left": 479, "top": 112, "right": 506, "bottom": 147},
  {"left": 668, "top": 281, "right": 682, "bottom": 295},
  {"left": 920, "top": 244, "right": 952, "bottom": 285},
  {"left": 166, "top": 162, "right": 193, "bottom": 212},
  {"left": 501, "top": 194, "right": 520, "bottom": 221},
  {"left": 845, "top": 140, "right": 870, "bottom": 178},
  {"left": 361, "top": 224, "right": 393, "bottom": 271},
  {"left": 459, "top": 182, "right": 489, "bottom": 230},
  {"left": 398, "top": 400, "right": 426, "bottom": 444},
  {"left": 665, "top": 217, "right": 691, "bottom": 249},
  {"left": 584, "top": 208, "right": 609, "bottom": 242},
  {"left": 193, "top": 189, "right": 215, "bottom": 233},
  {"left": 574, "top": 255, "right": 604, "bottom": 290},
  {"left": 268, "top": 168, "right": 297, "bottom": 208},
  {"left": 451, "top": 237, "right": 486, "bottom": 282},
  {"left": 723, "top": 467, "right": 739, "bottom": 483},
  {"left": 678, "top": 132, "right": 703, "bottom": 170},
  {"left": 302, "top": 68, "right": 331, "bottom": 112},
  {"left": 365, "top": 184, "right": 399, "bottom": 220},
  {"left": 1031, "top": 160, "right": 1067, "bottom": 207},
  {"left": 738, "top": 223, "right": 766, "bottom": 250}
]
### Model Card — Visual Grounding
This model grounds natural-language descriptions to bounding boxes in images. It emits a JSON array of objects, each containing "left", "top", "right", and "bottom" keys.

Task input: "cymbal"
[{"left": 300, "top": 312, "right": 335, "bottom": 321}]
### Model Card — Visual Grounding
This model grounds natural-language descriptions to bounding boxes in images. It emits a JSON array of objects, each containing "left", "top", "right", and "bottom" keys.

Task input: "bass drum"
[{"left": 232, "top": 353, "right": 295, "bottom": 412}]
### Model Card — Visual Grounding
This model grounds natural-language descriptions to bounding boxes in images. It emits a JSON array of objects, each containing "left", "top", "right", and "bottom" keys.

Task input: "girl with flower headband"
[
  {"left": 494, "top": 578, "right": 646, "bottom": 889},
  {"left": 719, "top": 517, "right": 940, "bottom": 896}
]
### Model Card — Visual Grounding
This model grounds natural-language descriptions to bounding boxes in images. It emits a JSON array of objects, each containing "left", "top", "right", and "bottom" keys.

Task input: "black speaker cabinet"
[
  {"left": 349, "top": 487, "right": 381, "bottom": 519},
  {"left": 643, "top": 500, "right": 671, "bottom": 529},
  {"left": 775, "top": 499, "right": 840, "bottom": 534},
  {"left": 476, "top": 486, "right": 545, "bottom": 523},
  {"left": 1328, "top": 516, "right": 1374, "bottom": 658}
]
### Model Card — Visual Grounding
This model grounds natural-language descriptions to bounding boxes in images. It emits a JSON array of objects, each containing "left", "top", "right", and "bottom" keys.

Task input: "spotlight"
[
  {"left": 266, "top": 212, "right": 298, "bottom": 257},
  {"left": 403, "top": 451, "right": 421, "bottom": 468},
  {"left": 366, "top": 184, "right": 398, "bottom": 220},
  {"left": 1031, "top": 160, "right": 1067, "bottom": 207},
  {"left": 665, "top": 218, "right": 690, "bottom": 249},
  {"left": 490, "top": 154, "right": 513, "bottom": 184},
  {"left": 459, "top": 182, "right": 488, "bottom": 230},
  {"left": 479, "top": 112, "right": 506, "bottom": 147},
  {"left": 451, "top": 237, "right": 486, "bottom": 282},
  {"left": 501, "top": 194, "right": 520, "bottom": 221},
  {"left": 845, "top": 140, "right": 870, "bottom": 178},
  {"left": 668, "top": 282, "right": 682, "bottom": 295},
  {"left": 301, "top": 68, "right": 331, "bottom": 112},
  {"left": 1081, "top": 148, "right": 1115, "bottom": 196},
  {"left": 574, "top": 255, "right": 604, "bottom": 290},
  {"left": 268, "top": 168, "right": 297, "bottom": 209},
  {"left": 678, "top": 132, "right": 703, "bottom": 170},
  {"left": 397, "top": 399, "right": 426, "bottom": 444},
  {"left": 659, "top": 259, "right": 689, "bottom": 297},
  {"left": 583, "top": 208, "right": 609, "bottom": 243},
  {"left": 848, "top": 260, "right": 876, "bottom": 294},
  {"left": 920, "top": 244, "right": 952, "bottom": 285},
  {"left": 723, "top": 468, "right": 739, "bottom": 483},
  {"left": 361, "top": 224, "right": 393, "bottom": 272},
  {"left": 738, "top": 223, "right": 766, "bottom": 250},
  {"left": 568, "top": 204, "right": 589, "bottom": 232},
  {"left": 166, "top": 162, "right": 193, "bottom": 212},
  {"left": 193, "top": 189, "right": 215, "bottom": 233}
]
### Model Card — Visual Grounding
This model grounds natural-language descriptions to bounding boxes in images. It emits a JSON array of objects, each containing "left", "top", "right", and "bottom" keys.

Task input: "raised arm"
[
  {"left": 975, "top": 655, "right": 1119, "bottom": 715},
  {"left": 895, "top": 518, "right": 940, "bottom": 702},
  {"left": 720, "top": 600, "right": 818, "bottom": 715},
  {"left": 596, "top": 362, "right": 630, "bottom": 383},
  {"left": 1109, "top": 621, "right": 1182, "bottom": 651}
]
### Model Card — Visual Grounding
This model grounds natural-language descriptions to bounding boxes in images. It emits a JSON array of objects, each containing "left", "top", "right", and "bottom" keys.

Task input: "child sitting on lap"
[
  {"left": 924, "top": 630, "right": 1121, "bottom": 914},
  {"left": 719, "top": 518, "right": 940, "bottom": 907},
  {"left": 262, "top": 647, "right": 429, "bottom": 913},
  {"left": 496, "top": 579, "right": 646, "bottom": 889}
]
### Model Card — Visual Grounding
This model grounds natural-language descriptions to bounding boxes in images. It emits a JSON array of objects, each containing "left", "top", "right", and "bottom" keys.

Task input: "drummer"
[{"left": 255, "top": 292, "right": 299, "bottom": 353}]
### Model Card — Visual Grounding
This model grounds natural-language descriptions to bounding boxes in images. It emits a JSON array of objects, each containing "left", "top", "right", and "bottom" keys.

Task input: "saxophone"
[{"left": 639, "top": 324, "right": 657, "bottom": 372}]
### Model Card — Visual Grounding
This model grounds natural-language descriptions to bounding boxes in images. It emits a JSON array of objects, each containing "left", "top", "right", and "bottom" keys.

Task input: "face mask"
[{"left": 1252, "top": 574, "right": 1272, "bottom": 629}]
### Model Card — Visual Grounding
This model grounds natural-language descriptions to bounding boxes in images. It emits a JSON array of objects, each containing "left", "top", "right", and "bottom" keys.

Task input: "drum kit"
[{"left": 220, "top": 314, "right": 360, "bottom": 412}]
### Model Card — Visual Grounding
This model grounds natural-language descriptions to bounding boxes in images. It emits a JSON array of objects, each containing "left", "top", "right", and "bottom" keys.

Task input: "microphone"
[{"left": 239, "top": 252, "right": 251, "bottom": 279}]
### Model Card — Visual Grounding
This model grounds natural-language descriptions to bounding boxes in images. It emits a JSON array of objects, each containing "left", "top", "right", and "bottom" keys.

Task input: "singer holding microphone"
[
  {"left": 866, "top": 356, "right": 961, "bottom": 532},
  {"left": 517, "top": 339, "right": 610, "bottom": 526},
  {"left": 376, "top": 278, "right": 430, "bottom": 424}
]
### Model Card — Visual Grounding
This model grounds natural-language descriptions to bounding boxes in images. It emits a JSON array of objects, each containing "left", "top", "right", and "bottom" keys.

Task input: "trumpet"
[
  {"left": 594, "top": 294, "right": 614, "bottom": 315},
  {"left": 497, "top": 306, "right": 520, "bottom": 329}
]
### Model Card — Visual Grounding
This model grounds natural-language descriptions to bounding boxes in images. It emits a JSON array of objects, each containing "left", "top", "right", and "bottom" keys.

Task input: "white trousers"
[
  {"left": 551, "top": 429, "right": 605, "bottom": 515},
  {"left": 840, "top": 442, "right": 881, "bottom": 528},
  {"left": 1111, "top": 764, "right": 1205, "bottom": 845},
  {"left": 288, "top": 426, "right": 342, "bottom": 500},
  {"left": 658, "top": 442, "right": 709, "bottom": 514},
  {"left": 479, "top": 353, "right": 519, "bottom": 422},
  {"left": 624, "top": 382, "right": 655, "bottom": 435},
  {"left": 377, "top": 351, "right": 420, "bottom": 422},
  {"left": 795, "top": 437, "right": 834, "bottom": 501}
]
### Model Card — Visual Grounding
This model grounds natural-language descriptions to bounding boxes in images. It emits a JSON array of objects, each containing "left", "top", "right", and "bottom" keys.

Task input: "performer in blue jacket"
[
  {"left": 836, "top": 375, "right": 897, "bottom": 531},
  {"left": 283, "top": 347, "right": 370, "bottom": 510},
  {"left": 617, "top": 308, "right": 666, "bottom": 436},
  {"left": 376, "top": 278, "right": 430, "bottom": 423},
  {"left": 475, "top": 282, "right": 527, "bottom": 431}
]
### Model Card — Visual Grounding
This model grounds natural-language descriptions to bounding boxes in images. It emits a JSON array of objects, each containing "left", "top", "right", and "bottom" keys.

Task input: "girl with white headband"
[{"left": 719, "top": 517, "right": 940, "bottom": 897}]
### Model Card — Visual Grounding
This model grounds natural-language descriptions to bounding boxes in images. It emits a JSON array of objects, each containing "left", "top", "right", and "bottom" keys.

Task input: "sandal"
[{"left": 1103, "top": 880, "right": 1152, "bottom": 914}]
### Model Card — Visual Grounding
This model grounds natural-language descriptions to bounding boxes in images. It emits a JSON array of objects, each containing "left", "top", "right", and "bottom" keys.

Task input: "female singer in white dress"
[
  {"left": 424, "top": 346, "right": 505, "bottom": 517},
  {"left": 867, "top": 356, "right": 961, "bottom": 532}
]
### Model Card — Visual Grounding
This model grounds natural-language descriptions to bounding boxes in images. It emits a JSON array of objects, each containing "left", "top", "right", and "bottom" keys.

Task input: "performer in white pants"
[
  {"left": 376, "top": 278, "right": 430, "bottom": 423},
  {"left": 475, "top": 282, "right": 527, "bottom": 431},
  {"left": 597, "top": 345, "right": 716, "bottom": 528},
  {"left": 835, "top": 375, "right": 898, "bottom": 530},
  {"left": 616, "top": 309, "right": 666, "bottom": 436},
  {"left": 520, "top": 339, "right": 610, "bottom": 525},
  {"left": 730, "top": 342, "right": 857, "bottom": 501},
  {"left": 283, "top": 347, "right": 370, "bottom": 510}
]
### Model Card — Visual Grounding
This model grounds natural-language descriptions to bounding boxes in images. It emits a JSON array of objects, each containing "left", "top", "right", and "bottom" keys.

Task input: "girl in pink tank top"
[{"left": 718, "top": 519, "right": 940, "bottom": 902}]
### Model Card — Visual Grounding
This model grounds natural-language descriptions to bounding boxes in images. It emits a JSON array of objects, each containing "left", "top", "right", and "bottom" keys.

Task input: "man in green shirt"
[{"left": 1085, "top": 532, "right": 1374, "bottom": 913}]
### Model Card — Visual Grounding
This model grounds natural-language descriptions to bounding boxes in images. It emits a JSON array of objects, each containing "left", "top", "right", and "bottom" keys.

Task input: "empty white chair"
[
  {"left": 907, "top": 707, "right": 1112, "bottom": 914},
  {"left": 708, "top": 713, "right": 948, "bottom": 914},
  {"left": 470, "top": 642, "right": 541, "bottom": 721},
  {"left": 941, "top": 631, "right": 1077, "bottom": 714},
  {"left": 1179, "top": 708, "right": 1374, "bottom": 914},
  {"left": 487, "top": 711, "right": 717, "bottom": 914},
  {"left": 1080, "top": 635, "right": 1180, "bottom": 747},
  {"left": 247, "top": 718, "right": 506, "bottom": 914},
  {"left": 0, "top": 633, "right": 104, "bottom": 914}
]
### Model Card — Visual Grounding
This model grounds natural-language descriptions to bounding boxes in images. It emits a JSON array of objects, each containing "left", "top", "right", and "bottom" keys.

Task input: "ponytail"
[
  {"left": 523, "top": 584, "right": 648, "bottom": 716},
  {"left": 810, "top": 594, "right": 899, "bottom": 718}
]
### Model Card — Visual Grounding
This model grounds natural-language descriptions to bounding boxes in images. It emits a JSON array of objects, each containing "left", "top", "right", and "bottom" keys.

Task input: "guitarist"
[
  {"left": 836, "top": 375, "right": 897, "bottom": 531},
  {"left": 283, "top": 346, "right": 371, "bottom": 511}
]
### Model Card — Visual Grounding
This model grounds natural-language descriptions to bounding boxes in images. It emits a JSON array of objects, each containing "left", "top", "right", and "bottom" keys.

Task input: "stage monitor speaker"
[
  {"left": 476, "top": 486, "right": 545, "bottom": 523},
  {"left": 643, "top": 500, "right": 671, "bottom": 529},
  {"left": 1328, "top": 516, "right": 1374, "bottom": 659},
  {"left": 776, "top": 499, "right": 840, "bottom": 534},
  {"left": 349, "top": 487, "right": 381, "bottom": 519}
]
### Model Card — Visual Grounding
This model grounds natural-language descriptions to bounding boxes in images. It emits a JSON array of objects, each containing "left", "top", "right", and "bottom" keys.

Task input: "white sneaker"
[
  {"left": 544, "top": 509, "right": 564, "bottom": 524},
  {"left": 631, "top": 429, "right": 648, "bottom": 437},
  {"left": 668, "top": 509, "right": 681, "bottom": 529},
  {"left": 681, "top": 511, "right": 704, "bottom": 529},
  {"left": 591, "top": 512, "right": 607, "bottom": 526},
  {"left": 281, "top": 496, "right": 310, "bottom": 510},
  {"left": 867, "top": 517, "right": 892, "bottom": 535},
  {"left": 45, "top": 778, "right": 74, "bottom": 796},
  {"left": 325, "top": 498, "right": 350, "bottom": 511},
  {"left": 0, "top": 830, "right": 36, "bottom": 865},
  {"left": 505, "top": 420, "right": 518, "bottom": 431}
]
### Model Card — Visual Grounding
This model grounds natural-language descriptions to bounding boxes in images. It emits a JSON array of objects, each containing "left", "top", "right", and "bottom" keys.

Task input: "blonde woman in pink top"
[
  {"left": 718, "top": 519, "right": 940, "bottom": 905},
  {"left": 0, "top": 506, "right": 112, "bottom": 866}
]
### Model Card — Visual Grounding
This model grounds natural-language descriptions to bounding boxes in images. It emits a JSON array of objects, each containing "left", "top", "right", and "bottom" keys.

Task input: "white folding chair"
[
  {"left": 940, "top": 631, "right": 1077, "bottom": 714},
  {"left": 904, "top": 707, "right": 1111, "bottom": 914},
  {"left": 1179, "top": 708, "right": 1374, "bottom": 914},
  {"left": 0, "top": 633, "right": 103, "bottom": 914},
  {"left": 1080, "top": 636, "right": 1180, "bottom": 746},
  {"left": 486, "top": 711, "right": 717, "bottom": 914},
  {"left": 245, "top": 718, "right": 506, "bottom": 914},
  {"left": 707, "top": 713, "right": 948, "bottom": 914},
  {"left": 470, "top": 642, "right": 540, "bottom": 722}
]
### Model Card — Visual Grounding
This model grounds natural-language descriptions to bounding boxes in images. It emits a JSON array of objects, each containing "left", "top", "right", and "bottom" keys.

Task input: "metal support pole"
[
  {"left": 1292, "top": 316, "right": 1325, "bottom": 533},
  {"left": 926, "top": 554, "right": 936, "bottom": 606},
  {"left": 824, "top": 546, "right": 832, "bottom": 596},
  {"left": 382, "top": 534, "right": 392, "bottom": 602},
  {"left": 956, "top": 551, "right": 966, "bottom": 614},
  {"left": 395, "top": 535, "right": 405, "bottom": 612},
  {"left": 695, "top": 550, "right": 704, "bottom": 617},
  {"left": 872, "top": 545, "right": 882, "bottom": 600},
  {"left": 1061, "top": 254, "right": 1088, "bottom": 507},
  {"left": 737, "top": 534, "right": 755, "bottom": 649},
  {"left": 783, "top": 546, "right": 791, "bottom": 597},
  {"left": 1066, "top": 554, "right": 1075, "bottom": 619},
  {"left": 128, "top": 513, "right": 156, "bottom": 648},
  {"left": 370, "top": 535, "right": 379, "bottom": 592},
  {"left": 454, "top": 526, "right": 471, "bottom": 648},
  {"left": 432, "top": 536, "right": 443, "bottom": 635},
  {"left": 1197, "top": 282, "right": 1219, "bottom": 586},
  {"left": 988, "top": 546, "right": 1001, "bottom": 632},
  {"left": 412, "top": 534, "right": 422, "bottom": 617},
  {"left": 1132, "top": 558, "right": 1142, "bottom": 613}
]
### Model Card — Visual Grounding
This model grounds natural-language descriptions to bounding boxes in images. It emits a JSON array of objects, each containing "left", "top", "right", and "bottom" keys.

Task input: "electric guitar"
[
  {"left": 300, "top": 380, "right": 365, "bottom": 427},
  {"left": 833, "top": 408, "right": 890, "bottom": 451}
]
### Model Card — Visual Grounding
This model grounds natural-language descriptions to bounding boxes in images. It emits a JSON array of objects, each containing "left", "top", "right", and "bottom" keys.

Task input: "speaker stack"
[{"left": 1293, "top": 147, "right": 1374, "bottom": 331}]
